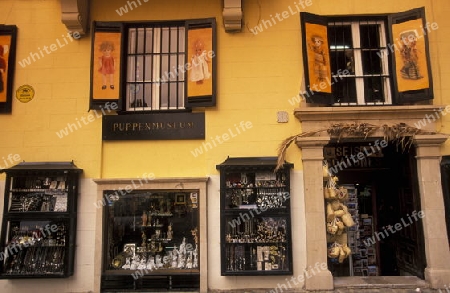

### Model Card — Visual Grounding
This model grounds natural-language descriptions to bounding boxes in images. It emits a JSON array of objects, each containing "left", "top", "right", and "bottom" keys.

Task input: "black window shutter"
[
  {"left": 388, "top": 7, "right": 433, "bottom": 104},
  {"left": 184, "top": 18, "right": 217, "bottom": 108},
  {"left": 0, "top": 25, "right": 17, "bottom": 114},
  {"left": 300, "top": 12, "right": 334, "bottom": 105},
  {"left": 89, "top": 21, "right": 124, "bottom": 111}
]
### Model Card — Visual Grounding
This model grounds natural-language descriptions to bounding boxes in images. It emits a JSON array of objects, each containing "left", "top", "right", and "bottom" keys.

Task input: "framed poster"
[
  {"left": 304, "top": 22, "right": 331, "bottom": 93},
  {"left": 89, "top": 22, "right": 124, "bottom": 110},
  {"left": 392, "top": 18, "right": 429, "bottom": 92},
  {"left": 0, "top": 25, "right": 17, "bottom": 113},
  {"left": 187, "top": 27, "right": 213, "bottom": 98}
]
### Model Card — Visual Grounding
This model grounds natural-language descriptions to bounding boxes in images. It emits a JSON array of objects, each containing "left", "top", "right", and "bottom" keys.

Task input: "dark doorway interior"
[{"left": 325, "top": 141, "right": 426, "bottom": 278}]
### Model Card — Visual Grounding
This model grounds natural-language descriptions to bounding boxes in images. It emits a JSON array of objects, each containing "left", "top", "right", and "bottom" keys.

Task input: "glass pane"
[
  {"left": 362, "top": 51, "right": 382, "bottom": 75},
  {"left": 178, "top": 83, "right": 184, "bottom": 108},
  {"left": 332, "top": 77, "right": 357, "bottom": 103},
  {"left": 144, "top": 56, "right": 153, "bottom": 82},
  {"left": 145, "top": 28, "right": 153, "bottom": 53},
  {"left": 178, "top": 54, "right": 185, "bottom": 81},
  {"left": 360, "top": 24, "right": 381, "bottom": 49},
  {"left": 364, "top": 77, "right": 385, "bottom": 103},
  {"left": 169, "top": 82, "right": 178, "bottom": 107},
  {"left": 161, "top": 27, "right": 170, "bottom": 53},
  {"left": 103, "top": 192, "right": 199, "bottom": 271},
  {"left": 161, "top": 55, "right": 169, "bottom": 80},
  {"left": 160, "top": 83, "right": 168, "bottom": 108},
  {"left": 179, "top": 27, "right": 185, "bottom": 53},
  {"left": 128, "top": 28, "right": 136, "bottom": 54},
  {"left": 137, "top": 28, "right": 145, "bottom": 54},
  {"left": 144, "top": 83, "right": 152, "bottom": 108},
  {"left": 170, "top": 27, "right": 179, "bottom": 53},
  {"left": 328, "top": 25, "right": 353, "bottom": 49},
  {"left": 169, "top": 54, "right": 178, "bottom": 81},
  {"left": 127, "top": 83, "right": 144, "bottom": 109},
  {"left": 330, "top": 51, "right": 351, "bottom": 76}
]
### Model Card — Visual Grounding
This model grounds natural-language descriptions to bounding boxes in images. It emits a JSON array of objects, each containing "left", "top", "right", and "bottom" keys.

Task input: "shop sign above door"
[{"left": 102, "top": 112, "right": 205, "bottom": 140}]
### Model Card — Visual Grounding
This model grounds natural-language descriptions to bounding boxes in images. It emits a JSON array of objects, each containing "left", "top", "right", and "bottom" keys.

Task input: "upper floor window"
[
  {"left": 300, "top": 7, "right": 433, "bottom": 106},
  {"left": 329, "top": 20, "right": 391, "bottom": 105},
  {"left": 89, "top": 19, "right": 216, "bottom": 112},
  {"left": 126, "top": 25, "right": 186, "bottom": 111}
]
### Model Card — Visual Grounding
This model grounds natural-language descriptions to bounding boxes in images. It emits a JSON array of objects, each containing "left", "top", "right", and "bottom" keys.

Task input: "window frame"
[
  {"left": 89, "top": 18, "right": 217, "bottom": 112},
  {"left": 300, "top": 7, "right": 433, "bottom": 106}
]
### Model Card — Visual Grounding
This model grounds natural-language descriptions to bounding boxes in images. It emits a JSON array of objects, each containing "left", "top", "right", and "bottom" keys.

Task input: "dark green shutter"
[{"left": 388, "top": 7, "right": 433, "bottom": 104}]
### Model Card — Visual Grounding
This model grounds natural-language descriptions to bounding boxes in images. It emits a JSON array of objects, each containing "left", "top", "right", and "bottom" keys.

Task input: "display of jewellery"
[
  {"left": 0, "top": 162, "right": 82, "bottom": 278},
  {"left": 217, "top": 157, "right": 294, "bottom": 275}
]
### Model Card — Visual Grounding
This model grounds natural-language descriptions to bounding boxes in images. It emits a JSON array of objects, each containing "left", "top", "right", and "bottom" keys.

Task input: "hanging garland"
[{"left": 275, "top": 122, "right": 435, "bottom": 171}]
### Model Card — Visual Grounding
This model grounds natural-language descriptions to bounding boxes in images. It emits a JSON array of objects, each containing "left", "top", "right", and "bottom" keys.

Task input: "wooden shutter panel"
[
  {"left": 184, "top": 18, "right": 217, "bottom": 108},
  {"left": 388, "top": 7, "right": 433, "bottom": 104},
  {"left": 300, "top": 12, "right": 334, "bottom": 105},
  {"left": 89, "top": 21, "right": 124, "bottom": 111},
  {"left": 0, "top": 25, "right": 17, "bottom": 114}
]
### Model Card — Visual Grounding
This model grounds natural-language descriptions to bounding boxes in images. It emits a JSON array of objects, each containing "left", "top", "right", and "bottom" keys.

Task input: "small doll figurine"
[
  {"left": 309, "top": 35, "right": 328, "bottom": 82},
  {"left": 98, "top": 41, "right": 115, "bottom": 90},
  {"left": 190, "top": 39, "right": 211, "bottom": 84}
]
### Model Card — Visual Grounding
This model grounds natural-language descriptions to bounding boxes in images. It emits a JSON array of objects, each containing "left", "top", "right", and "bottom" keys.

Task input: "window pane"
[
  {"left": 360, "top": 24, "right": 381, "bottom": 49},
  {"left": 178, "top": 83, "right": 184, "bottom": 107},
  {"left": 144, "top": 83, "right": 152, "bottom": 108},
  {"left": 362, "top": 51, "right": 382, "bottom": 75},
  {"left": 169, "top": 82, "right": 178, "bottom": 107},
  {"left": 137, "top": 28, "right": 145, "bottom": 54},
  {"left": 332, "top": 77, "right": 357, "bottom": 103},
  {"left": 328, "top": 25, "right": 353, "bottom": 49},
  {"left": 364, "top": 77, "right": 385, "bottom": 103},
  {"left": 127, "top": 83, "right": 144, "bottom": 108},
  {"left": 170, "top": 27, "right": 179, "bottom": 53},
  {"left": 162, "top": 28, "right": 170, "bottom": 53},
  {"left": 178, "top": 54, "right": 185, "bottom": 81},
  {"left": 145, "top": 28, "right": 153, "bottom": 53},
  {"left": 179, "top": 27, "right": 185, "bottom": 53},
  {"left": 169, "top": 54, "right": 178, "bottom": 81},
  {"left": 144, "top": 56, "right": 152, "bottom": 82},
  {"left": 330, "top": 51, "right": 353, "bottom": 76},
  {"left": 160, "top": 83, "right": 168, "bottom": 107},
  {"left": 128, "top": 28, "right": 136, "bottom": 54}
]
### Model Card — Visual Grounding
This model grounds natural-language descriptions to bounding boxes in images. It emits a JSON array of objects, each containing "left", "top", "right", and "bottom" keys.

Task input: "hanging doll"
[{"left": 190, "top": 39, "right": 211, "bottom": 84}]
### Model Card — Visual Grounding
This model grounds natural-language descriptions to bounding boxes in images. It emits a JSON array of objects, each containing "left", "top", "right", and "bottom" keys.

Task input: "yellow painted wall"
[
  {"left": 0, "top": 1, "right": 449, "bottom": 292},
  {"left": 0, "top": 0, "right": 448, "bottom": 180}
]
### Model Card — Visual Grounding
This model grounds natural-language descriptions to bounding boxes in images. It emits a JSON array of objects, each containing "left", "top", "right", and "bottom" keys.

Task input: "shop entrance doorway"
[{"left": 324, "top": 140, "right": 426, "bottom": 278}]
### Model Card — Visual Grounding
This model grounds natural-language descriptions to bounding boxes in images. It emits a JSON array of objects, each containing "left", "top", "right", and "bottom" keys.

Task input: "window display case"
[
  {"left": 216, "top": 157, "right": 293, "bottom": 276},
  {"left": 101, "top": 190, "right": 200, "bottom": 291},
  {"left": 0, "top": 161, "right": 82, "bottom": 278}
]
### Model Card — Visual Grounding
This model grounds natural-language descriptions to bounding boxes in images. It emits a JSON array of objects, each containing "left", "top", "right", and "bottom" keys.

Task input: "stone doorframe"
[{"left": 294, "top": 105, "right": 450, "bottom": 290}]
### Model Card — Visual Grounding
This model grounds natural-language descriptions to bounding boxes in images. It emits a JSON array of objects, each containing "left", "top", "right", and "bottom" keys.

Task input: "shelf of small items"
[
  {"left": 217, "top": 156, "right": 294, "bottom": 276},
  {"left": 323, "top": 161, "right": 355, "bottom": 268}
]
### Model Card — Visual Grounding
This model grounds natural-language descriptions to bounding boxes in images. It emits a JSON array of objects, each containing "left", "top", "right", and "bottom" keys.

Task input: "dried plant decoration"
[{"left": 275, "top": 122, "right": 435, "bottom": 171}]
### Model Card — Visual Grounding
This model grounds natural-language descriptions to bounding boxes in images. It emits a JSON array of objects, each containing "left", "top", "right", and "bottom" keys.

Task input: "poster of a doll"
[
  {"left": 392, "top": 19, "right": 429, "bottom": 92},
  {"left": 187, "top": 27, "right": 213, "bottom": 98},
  {"left": 0, "top": 36, "right": 11, "bottom": 102},
  {"left": 304, "top": 22, "right": 331, "bottom": 93},
  {"left": 92, "top": 32, "right": 121, "bottom": 100}
]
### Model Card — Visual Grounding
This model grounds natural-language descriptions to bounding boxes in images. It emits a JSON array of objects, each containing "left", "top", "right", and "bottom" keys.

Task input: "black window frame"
[
  {"left": 300, "top": 7, "right": 433, "bottom": 106},
  {"left": 89, "top": 18, "right": 217, "bottom": 112}
]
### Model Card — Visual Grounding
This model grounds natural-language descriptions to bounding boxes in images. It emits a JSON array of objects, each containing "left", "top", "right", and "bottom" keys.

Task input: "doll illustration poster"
[
  {"left": 0, "top": 35, "right": 12, "bottom": 103},
  {"left": 305, "top": 22, "right": 331, "bottom": 93},
  {"left": 187, "top": 27, "right": 213, "bottom": 98},
  {"left": 392, "top": 18, "right": 429, "bottom": 92},
  {"left": 92, "top": 32, "right": 122, "bottom": 100}
]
